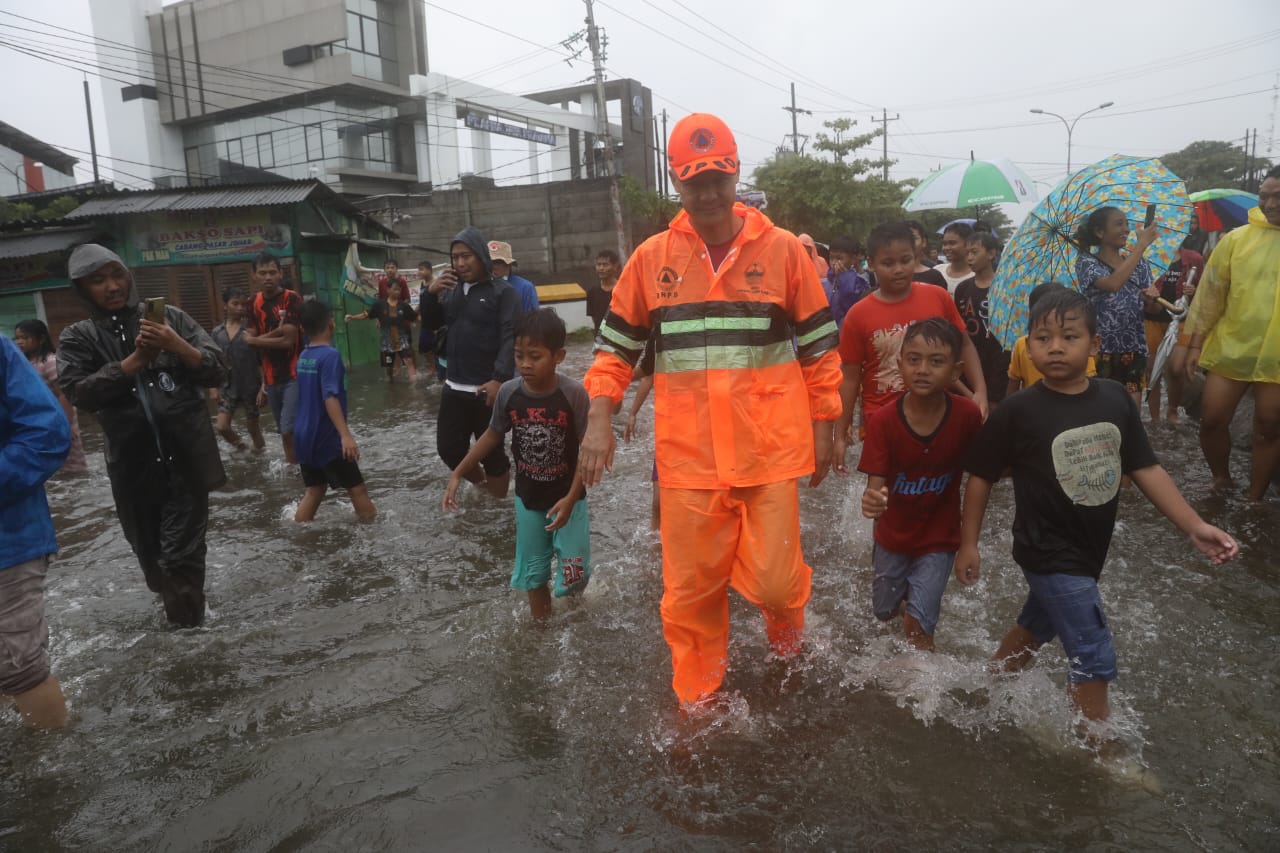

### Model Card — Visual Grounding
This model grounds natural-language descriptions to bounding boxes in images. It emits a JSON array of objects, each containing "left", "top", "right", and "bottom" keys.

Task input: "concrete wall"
[
  {"left": 148, "top": 0, "right": 349, "bottom": 123},
  {"left": 377, "top": 178, "right": 628, "bottom": 287}
]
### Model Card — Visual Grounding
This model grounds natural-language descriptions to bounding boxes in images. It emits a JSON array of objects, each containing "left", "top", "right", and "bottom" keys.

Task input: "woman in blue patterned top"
[{"left": 1074, "top": 206, "right": 1160, "bottom": 405}]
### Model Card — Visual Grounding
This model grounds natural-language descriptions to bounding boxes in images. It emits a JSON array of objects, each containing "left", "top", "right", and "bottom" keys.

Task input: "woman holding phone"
[{"left": 1074, "top": 205, "right": 1161, "bottom": 407}]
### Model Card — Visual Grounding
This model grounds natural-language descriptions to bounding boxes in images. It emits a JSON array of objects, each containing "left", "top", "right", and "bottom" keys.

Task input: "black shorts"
[
  {"left": 437, "top": 386, "right": 510, "bottom": 476},
  {"left": 301, "top": 458, "right": 365, "bottom": 490}
]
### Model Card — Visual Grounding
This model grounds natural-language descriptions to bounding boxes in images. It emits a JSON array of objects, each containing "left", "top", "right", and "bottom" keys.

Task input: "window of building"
[
  {"left": 344, "top": 0, "right": 397, "bottom": 84},
  {"left": 257, "top": 133, "right": 275, "bottom": 168},
  {"left": 305, "top": 123, "right": 327, "bottom": 162},
  {"left": 366, "top": 130, "right": 387, "bottom": 163}
]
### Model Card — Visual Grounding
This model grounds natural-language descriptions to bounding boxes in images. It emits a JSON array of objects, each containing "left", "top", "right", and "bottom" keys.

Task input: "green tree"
[
  {"left": 1159, "top": 139, "right": 1273, "bottom": 194},
  {"left": 812, "top": 118, "right": 878, "bottom": 164},
  {"left": 36, "top": 195, "right": 82, "bottom": 221},
  {"left": 751, "top": 154, "right": 906, "bottom": 240},
  {"left": 752, "top": 117, "right": 910, "bottom": 240},
  {"left": 0, "top": 198, "right": 36, "bottom": 225},
  {"left": 618, "top": 174, "right": 678, "bottom": 241}
]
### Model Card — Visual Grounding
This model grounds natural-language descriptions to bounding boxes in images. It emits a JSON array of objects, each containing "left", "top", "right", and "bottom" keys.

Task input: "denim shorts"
[
  {"left": 1017, "top": 570, "right": 1117, "bottom": 684},
  {"left": 871, "top": 544, "right": 954, "bottom": 637},
  {"left": 265, "top": 380, "right": 299, "bottom": 435},
  {"left": 512, "top": 496, "right": 591, "bottom": 597}
]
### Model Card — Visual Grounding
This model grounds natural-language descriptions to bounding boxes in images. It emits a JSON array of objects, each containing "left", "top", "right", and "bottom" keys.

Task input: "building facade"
[
  {"left": 0, "top": 122, "right": 80, "bottom": 197},
  {"left": 90, "top": 0, "right": 656, "bottom": 196},
  {"left": 0, "top": 180, "right": 403, "bottom": 366}
]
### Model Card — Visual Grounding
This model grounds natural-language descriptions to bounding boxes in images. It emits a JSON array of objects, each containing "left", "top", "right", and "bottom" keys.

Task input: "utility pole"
[
  {"left": 584, "top": 0, "right": 627, "bottom": 258},
  {"left": 1250, "top": 127, "right": 1259, "bottom": 192},
  {"left": 871, "top": 108, "right": 900, "bottom": 181},
  {"left": 1242, "top": 129, "right": 1251, "bottom": 191},
  {"left": 660, "top": 108, "right": 669, "bottom": 197},
  {"left": 83, "top": 78, "right": 100, "bottom": 185},
  {"left": 782, "top": 83, "right": 811, "bottom": 154}
]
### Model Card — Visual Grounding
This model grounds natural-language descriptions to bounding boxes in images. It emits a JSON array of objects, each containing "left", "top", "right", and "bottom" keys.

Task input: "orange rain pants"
[{"left": 659, "top": 479, "right": 811, "bottom": 703}]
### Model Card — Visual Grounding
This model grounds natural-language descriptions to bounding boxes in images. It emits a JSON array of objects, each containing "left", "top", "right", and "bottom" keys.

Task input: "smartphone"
[
  {"left": 144, "top": 296, "right": 166, "bottom": 324},
  {"left": 1144, "top": 204, "right": 1156, "bottom": 227}
]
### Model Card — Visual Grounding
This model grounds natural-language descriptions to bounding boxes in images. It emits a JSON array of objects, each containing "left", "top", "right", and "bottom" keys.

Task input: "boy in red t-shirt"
[
  {"left": 834, "top": 223, "right": 987, "bottom": 471},
  {"left": 856, "top": 318, "right": 983, "bottom": 651}
]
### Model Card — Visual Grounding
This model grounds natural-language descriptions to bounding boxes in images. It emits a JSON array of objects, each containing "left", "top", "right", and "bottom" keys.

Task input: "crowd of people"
[{"left": 3, "top": 112, "right": 1275, "bottom": 749}]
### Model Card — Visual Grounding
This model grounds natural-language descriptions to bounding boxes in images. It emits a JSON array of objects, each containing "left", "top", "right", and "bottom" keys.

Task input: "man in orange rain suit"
[{"left": 579, "top": 113, "right": 843, "bottom": 705}]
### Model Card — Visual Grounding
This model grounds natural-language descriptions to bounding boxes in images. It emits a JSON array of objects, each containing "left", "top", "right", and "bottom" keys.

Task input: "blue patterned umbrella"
[{"left": 988, "top": 155, "right": 1192, "bottom": 350}]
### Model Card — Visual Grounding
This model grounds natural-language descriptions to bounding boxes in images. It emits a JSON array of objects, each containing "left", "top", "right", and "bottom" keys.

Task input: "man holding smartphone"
[
  {"left": 426, "top": 227, "right": 516, "bottom": 498},
  {"left": 57, "top": 243, "right": 226, "bottom": 627}
]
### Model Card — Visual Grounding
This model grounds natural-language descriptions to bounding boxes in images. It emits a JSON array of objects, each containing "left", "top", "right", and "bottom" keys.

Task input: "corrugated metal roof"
[
  {"left": 66, "top": 182, "right": 320, "bottom": 218},
  {"left": 0, "top": 120, "right": 78, "bottom": 176},
  {"left": 0, "top": 227, "right": 101, "bottom": 260}
]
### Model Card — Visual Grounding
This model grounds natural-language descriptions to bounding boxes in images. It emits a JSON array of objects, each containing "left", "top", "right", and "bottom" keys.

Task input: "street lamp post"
[
  {"left": 1029, "top": 101, "right": 1114, "bottom": 176},
  {"left": 0, "top": 161, "right": 25, "bottom": 195}
]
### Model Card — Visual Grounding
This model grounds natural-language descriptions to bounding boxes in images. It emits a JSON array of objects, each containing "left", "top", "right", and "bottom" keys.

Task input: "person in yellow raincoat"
[
  {"left": 1183, "top": 164, "right": 1280, "bottom": 501},
  {"left": 578, "top": 114, "right": 843, "bottom": 706}
]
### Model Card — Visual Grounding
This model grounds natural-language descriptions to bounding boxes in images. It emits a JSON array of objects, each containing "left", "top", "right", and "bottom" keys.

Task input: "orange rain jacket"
[{"left": 584, "top": 204, "right": 843, "bottom": 490}]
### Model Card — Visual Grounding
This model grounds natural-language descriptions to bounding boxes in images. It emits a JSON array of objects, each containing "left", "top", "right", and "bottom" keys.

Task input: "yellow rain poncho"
[{"left": 1185, "top": 206, "right": 1280, "bottom": 382}]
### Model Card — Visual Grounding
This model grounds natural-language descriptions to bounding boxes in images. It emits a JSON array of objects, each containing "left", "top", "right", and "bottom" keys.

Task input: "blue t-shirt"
[
  {"left": 294, "top": 344, "right": 346, "bottom": 466},
  {"left": 1076, "top": 253, "right": 1152, "bottom": 356},
  {"left": 508, "top": 274, "right": 540, "bottom": 314}
]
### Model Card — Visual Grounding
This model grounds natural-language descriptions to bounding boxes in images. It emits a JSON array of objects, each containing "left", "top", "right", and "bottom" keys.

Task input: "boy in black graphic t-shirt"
[
  {"left": 443, "top": 308, "right": 591, "bottom": 620},
  {"left": 956, "top": 287, "right": 1237, "bottom": 729}
]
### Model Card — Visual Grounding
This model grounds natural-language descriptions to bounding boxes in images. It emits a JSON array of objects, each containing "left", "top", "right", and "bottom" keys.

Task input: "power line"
[
  {"left": 891, "top": 28, "right": 1280, "bottom": 112},
  {"left": 639, "top": 0, "right": 876, "bottom": 111},
  {"left": 0, "top": 18, "right": 597, "bottom": 126}
]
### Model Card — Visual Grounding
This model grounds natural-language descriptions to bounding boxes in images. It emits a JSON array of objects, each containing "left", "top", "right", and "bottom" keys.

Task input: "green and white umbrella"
[{"left": 904, "top": 157, "right": 1038, "bottom": 211}]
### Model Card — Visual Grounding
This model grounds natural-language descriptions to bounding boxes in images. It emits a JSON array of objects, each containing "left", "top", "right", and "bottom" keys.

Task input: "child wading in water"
[
  {"left": 1006, "top": 282, "right": 1097, "bottom": 396},
  {"left": 834, "top": 222, "right": 987, "bottom": 470},
  {"left": 294, "top": 301, "right": 376, "bottom": 522},
  {"left": 956, "top": 287, "right": 1237, "bottom": 729},
  {"left": 13, "top": 319, "right": 88, "bottom": 475},
  {"left": 210, "top": 287, "right": 266, "bottom": 451},
  {"left": 857, "top": 319, "right": 983, "bottom": 651},
  {"left": 443, "top": 308, "right": 591, "bottom": 620},
  {"left": 954, "top": 232, "right": 1012, "bottom": 408}
]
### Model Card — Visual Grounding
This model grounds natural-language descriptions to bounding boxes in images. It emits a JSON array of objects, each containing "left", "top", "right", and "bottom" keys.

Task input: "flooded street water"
[{"left": 4, "top": 341, "right": 1278, "bottom": 851}]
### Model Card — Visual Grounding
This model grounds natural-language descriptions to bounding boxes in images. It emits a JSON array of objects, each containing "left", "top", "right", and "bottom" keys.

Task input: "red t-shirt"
[
  {"left": 858, "top": 393, "right": 983, "bottom": 556},
  {"left": 838, "top": 283, "right": 967, "bottom": 419},
  {"left": 377, "top": 275, "right": 410, "bottom": 302},
  {"left": 250, "top": 289, "right": 304, "bottom": 386}
]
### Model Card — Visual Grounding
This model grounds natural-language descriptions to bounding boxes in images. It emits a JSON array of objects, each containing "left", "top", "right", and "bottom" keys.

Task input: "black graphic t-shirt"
[
  {"left": 965, "top": 378, "right": 1157, "bottom": 579},
  {"left": 490, "top": 373, "right": 591, "bottom": 511},
  {"left": 954, "top": 277, "right": 1012, "bottom": 403}
]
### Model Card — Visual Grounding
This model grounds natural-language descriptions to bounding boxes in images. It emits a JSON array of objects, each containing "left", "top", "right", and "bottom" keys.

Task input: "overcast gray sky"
[{"left": 2, "top": 0, "right": 1278, "bottom": 221}]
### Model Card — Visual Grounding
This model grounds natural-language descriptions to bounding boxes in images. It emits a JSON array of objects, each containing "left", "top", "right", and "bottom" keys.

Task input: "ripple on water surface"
[{"left": 3, "top": 350, "right": 1278, "bottom": 850}]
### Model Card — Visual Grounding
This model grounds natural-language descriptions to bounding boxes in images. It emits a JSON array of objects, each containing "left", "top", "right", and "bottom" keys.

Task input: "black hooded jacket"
[
  {"left": 57, "top": 273, "right": 228, "bottom": 492},
  {"left": 440, "top": 227, "right": 517, "bottom": 386}
]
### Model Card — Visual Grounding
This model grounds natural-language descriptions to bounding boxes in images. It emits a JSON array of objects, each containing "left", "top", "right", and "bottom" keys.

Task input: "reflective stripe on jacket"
[{"left": 583, "top": 204, "right": 842, "bottom": 489}]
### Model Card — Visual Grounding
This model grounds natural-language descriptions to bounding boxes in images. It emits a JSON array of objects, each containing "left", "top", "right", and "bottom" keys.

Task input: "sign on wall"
[
  {"left": 0, "top": 252, "right": 68, "bottom": 289},
  {"left": 131, "top": 209, "right": 292, "bottom": 265},
  {"left": 465, "top": 114, "right": 557, "bottom": 146}
]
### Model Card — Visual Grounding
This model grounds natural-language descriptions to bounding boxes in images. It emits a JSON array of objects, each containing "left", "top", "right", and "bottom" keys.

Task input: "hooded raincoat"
[
  {"left": 1183, "top": 206, "right": 1280, "bottom": 383},
  {"left": 584, "top": 204, "right": 842, "bottom": 702},
  {"left": 440, "top": 227, "right": 517, "bottom": 387},
  {"left": 434, "top": 227, "right": 517, "bottom": 475},
  {"left": 58, "top": 247, "right": 227, "bottom": 626}
]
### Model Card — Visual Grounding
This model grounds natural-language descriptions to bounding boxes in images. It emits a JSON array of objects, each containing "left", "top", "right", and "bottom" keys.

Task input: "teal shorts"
[{"left": 512, "top": 496, "right": 591, "bottom": 597}]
